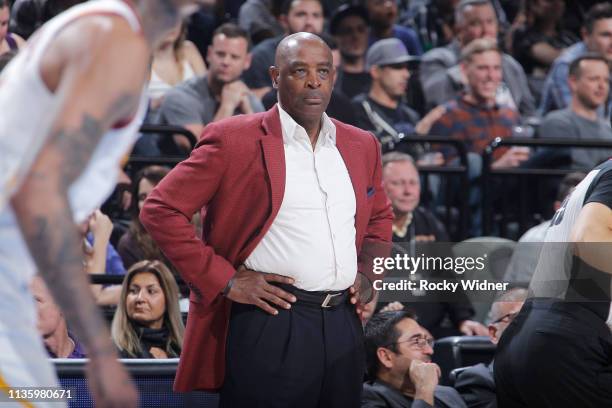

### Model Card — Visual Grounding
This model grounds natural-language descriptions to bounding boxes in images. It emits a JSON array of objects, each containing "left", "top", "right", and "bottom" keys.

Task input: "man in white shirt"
[{"left": 141, "top": 32, "right": 393, "bottom": 406}]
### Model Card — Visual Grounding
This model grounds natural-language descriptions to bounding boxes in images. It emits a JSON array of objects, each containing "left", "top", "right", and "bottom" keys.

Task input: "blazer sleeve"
[
  {"left": 140, "top": 121, "right": 235, "bottom": 307},
  {"left": 358, "top": 134, "right": 394, "bottom": 286},
  {"left": 364, "top": 134, "right": 394, "bottom": 244}
]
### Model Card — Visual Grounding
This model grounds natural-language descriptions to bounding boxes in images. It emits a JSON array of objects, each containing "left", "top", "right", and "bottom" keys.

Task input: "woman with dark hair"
[
  {"left": 0, "top": 0, "right": 25, "bottom": 55},
  {"left": 117, "top": 165, "right": 170, "bottom": 269},
  {"left": 112, "top": 260, "right": 184, "bottom": 358}
]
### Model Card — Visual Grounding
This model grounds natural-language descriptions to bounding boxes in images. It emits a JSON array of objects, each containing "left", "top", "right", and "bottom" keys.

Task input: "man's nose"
[
  {"left": 305, "top": 16, "right": 316, "bottom": 27},
  {"left": 306, "top": 70, "right": 321, "bottom": 88}
]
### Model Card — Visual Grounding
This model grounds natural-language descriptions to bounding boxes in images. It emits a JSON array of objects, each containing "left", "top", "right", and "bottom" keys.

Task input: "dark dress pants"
[
  {"left": 494, "top": 299, "right": 612, "bottom": 407},
  {"left": 219, "top": 296, "right": 365, "bottom": 408}
]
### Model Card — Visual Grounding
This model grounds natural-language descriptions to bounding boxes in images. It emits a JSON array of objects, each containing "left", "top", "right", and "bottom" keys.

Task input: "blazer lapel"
[{"left": 237, "top": 106, "right": 286, "bottom": 262}]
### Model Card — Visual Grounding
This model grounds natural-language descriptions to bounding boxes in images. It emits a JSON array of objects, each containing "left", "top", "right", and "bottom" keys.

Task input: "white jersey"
[
  {"left": 0, "top": 0, "right": 147, "bottom": 282},
  {"left": 0, "top": 0, "right": 147, "bottom": 217},
  {"left": 0, "top": 1, "right": 147, "bottom": 404}
]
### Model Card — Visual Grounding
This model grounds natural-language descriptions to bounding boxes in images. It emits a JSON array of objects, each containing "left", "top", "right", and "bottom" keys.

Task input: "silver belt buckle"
[{"left": 321, "top": 292, "right": 342, "bottom": 308}]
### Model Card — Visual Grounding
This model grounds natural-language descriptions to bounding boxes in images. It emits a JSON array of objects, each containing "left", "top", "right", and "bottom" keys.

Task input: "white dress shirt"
[{"left": 244, "top": 104, "right": 357, "bottom": 291}]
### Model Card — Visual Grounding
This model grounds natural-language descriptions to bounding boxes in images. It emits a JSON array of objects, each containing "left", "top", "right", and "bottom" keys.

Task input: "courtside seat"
[{"left": 432, "top": 336, "right": 495, "bottom": 385}]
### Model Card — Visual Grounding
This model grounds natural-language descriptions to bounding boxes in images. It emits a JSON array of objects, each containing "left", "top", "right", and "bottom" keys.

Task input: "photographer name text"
[{"left": 373, "top": 279, "right": 509, "bottom": 293}]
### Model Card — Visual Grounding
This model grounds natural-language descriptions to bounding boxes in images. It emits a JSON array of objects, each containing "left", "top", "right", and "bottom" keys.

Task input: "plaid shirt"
[{"left": 429, "top": 96, "right": 520, "bottom": 159}]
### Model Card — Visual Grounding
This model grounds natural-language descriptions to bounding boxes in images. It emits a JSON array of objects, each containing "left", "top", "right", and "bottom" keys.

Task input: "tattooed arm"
[{"left": 10, "top": 16, "right": 147, "bottom": 408}]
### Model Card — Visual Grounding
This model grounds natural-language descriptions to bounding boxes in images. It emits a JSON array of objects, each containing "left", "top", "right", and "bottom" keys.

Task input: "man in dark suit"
[
  {"left": 141, "top": 32, "right": 393, "bottom": 407},
  {"left": 363, "top": 310, "right": 467, "bottom": 407},
  {"left": 454, "top": 288, "right": 527, "bottom": 408}
]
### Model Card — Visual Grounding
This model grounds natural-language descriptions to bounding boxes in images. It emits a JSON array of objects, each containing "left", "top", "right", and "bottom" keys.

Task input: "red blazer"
[{"left": 141, "top": 106, "right": 392, "bottom": 391}]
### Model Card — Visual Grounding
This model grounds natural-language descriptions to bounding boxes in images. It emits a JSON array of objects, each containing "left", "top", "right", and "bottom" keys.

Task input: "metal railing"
[
  {"left": 395, "top": 135, "right": 470, "bottom": 240},
  {"left": 482, "top": 137, "right": 612, "bottom": 235},
  {"left": 127, "top": 124, "right": 197, "bottom": 169}
]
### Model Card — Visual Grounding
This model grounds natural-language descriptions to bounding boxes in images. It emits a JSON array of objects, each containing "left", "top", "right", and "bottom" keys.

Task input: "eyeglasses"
[
  {"left": 491, "top": 311, "right": 519, "bottom": 325},
  {"left": 387, "top": 336, "right": 434, "bottom": 350}
]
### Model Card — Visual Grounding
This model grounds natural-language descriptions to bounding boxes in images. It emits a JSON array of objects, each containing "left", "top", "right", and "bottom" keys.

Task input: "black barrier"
[
  {"left": 53, "top": 359, "right": 218, "bottom": 407},
  {"left": 128, "top": 124, "right": 197, "bottom": 169},
  {"left": 395, "top": 135, "right": 470, "bottom": 240},
  {"left": 482, "top": 137, "right": 612, "bottom": 236},
  {"left": 88, "top": 274, "right": 185, "bottom": 286}
]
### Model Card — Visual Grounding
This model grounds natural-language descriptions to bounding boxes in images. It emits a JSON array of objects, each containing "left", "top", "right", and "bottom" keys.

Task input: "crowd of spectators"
[{"left": 2, "top": 0, "right": 612, "bottom": 405}]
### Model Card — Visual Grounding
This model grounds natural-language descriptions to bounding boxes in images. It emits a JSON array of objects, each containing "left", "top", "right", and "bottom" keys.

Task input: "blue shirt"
[
  {"left": 86, "top": 233, "right": 126, "bottom": 276},
  {"left": 46, "top": 332, "right": 87, "bottom": 358}
]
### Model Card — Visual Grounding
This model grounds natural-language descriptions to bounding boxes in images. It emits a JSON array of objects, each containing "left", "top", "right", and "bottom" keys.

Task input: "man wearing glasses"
[
  {"left": 363, "top": 310, "right": 466, "bottom": 407},
  {"left": 454, "top": 288, "right": 527, "bottom": 408}
]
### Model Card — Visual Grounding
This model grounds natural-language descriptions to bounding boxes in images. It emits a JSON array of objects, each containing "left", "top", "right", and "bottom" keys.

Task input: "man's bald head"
[
  {"left": 269, "top": 32, "right": 335, "bottom": 134},
  {"left": 274, "top": 32, "right": 332, "bottom": 68}
]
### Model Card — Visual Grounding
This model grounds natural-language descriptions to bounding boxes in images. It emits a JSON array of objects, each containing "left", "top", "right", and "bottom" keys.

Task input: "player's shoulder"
[{"left": 55, "top": 12, "right": 147, "bottom": 63}]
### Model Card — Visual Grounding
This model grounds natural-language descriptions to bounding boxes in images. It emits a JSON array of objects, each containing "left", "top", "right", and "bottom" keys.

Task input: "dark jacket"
[
  {"left": 362, "top": 380, "right": 467, "bottom": 407},
  {"left": 454, "top": 363, "right": 496, "bottom": 408}
]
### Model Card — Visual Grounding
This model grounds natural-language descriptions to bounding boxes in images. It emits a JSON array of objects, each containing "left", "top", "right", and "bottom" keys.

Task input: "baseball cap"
[
  {"left": 365, "top": 38, "right": 418, "bottom": 70},
  {"left": 329, "top": 4, "right": 369, "bottom": 36}
]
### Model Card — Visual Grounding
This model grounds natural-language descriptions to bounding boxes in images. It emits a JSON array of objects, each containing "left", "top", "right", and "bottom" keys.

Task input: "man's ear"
[
  {"left": 459, "top": 62, "right": 468, "bottom": 85},
  {"left": 244, "top": 53, "right": 252, "bottom": 71},
  {"left": 488, "top": 324, "right": 498, "bottom": 344},
  {"left": 270, "top": 66, "right": 279, "bottom": 88},
  {"left": 376, "top": 347, "right": 394, "bottom": 369},
  {"left": 370, "top": 66, "right": 379, "bottom": 80},
  {"left": 279, "top": 14, "right": 289, "bottom": 33},
  {"left": 568, "top": 74, "right": 578, "bottom": 94}
]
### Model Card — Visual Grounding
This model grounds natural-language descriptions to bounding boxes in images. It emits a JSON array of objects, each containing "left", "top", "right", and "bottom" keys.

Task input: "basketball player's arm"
[
  {"left": 570, "top": 202, "right": 612, "bottom": 275},
  {"left": 10, "top": 17, "right": 145, "bottom": 407}
]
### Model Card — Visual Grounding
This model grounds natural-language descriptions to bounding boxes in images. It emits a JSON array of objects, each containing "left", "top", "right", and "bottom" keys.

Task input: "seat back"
[{"left": 432, "top": 336, "right": 495, "bottom": 385}]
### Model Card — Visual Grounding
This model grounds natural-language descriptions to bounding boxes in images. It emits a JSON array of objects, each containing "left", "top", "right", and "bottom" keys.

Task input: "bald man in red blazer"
[{"left": 141, "top": 33, "right": 392, "bottom": 406}]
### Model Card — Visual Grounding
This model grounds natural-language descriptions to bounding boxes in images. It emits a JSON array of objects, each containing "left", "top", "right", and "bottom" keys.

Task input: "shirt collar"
[
  {"left": 277, "top": 103, "right": 336, "bottom": 147},
  {"left": 459, "top": 93, "right": 500, "bottom": 111},
  {"left": 392, "top": 212, "right": 413, "bottom": 238}
]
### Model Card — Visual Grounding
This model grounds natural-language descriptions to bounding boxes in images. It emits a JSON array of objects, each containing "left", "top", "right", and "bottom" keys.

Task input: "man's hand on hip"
[
  {"left": 225, "top": 265, "right": 297, "bottom": 315},
  {"left": 350, "top": 272, "right": 373, "bottom": 320}
]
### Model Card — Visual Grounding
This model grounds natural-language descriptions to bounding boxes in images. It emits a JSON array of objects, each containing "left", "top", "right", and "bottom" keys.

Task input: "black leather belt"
[{"left": 276, "top": 283, "right": 350, "bottom": 308}]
